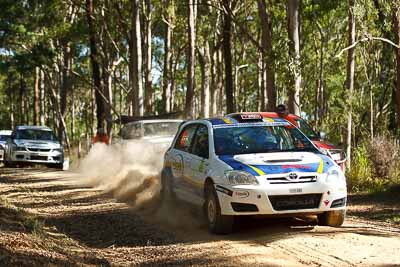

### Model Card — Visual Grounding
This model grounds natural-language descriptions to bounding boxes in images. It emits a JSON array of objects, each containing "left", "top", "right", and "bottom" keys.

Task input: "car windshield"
[
  {"left": 213, "top": 124, "right": 318, "bottom": 155},
  {"left": 143, "top": 122, "right": 181, "bottom": 137},
  {"left": 16, "top": 129, "right": 56, "bottom": 141},
  {"left": 0, "top": 135, "right": 10, "bottom": 141},
  {"left": 295, "top": 118, "right": 318, "bottom": 140}
]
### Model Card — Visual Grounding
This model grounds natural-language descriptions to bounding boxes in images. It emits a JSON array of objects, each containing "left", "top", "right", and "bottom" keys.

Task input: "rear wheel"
[
  {"left": 205, "top": 184, "right": 233, "bottom": 234},
  {"left": 318, "top": 210, "right": 345, "bottom": 227},
  {"left": 161, "top": 169, "right": 176, "bottom": 205}
]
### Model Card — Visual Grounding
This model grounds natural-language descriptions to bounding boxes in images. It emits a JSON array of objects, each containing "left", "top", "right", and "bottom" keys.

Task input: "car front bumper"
[
  {"left": 216, "top": 179, "right": 347, "bottom": 216},
  {"left": 8, "top": 150, "right": 63, "bottom": 164}
]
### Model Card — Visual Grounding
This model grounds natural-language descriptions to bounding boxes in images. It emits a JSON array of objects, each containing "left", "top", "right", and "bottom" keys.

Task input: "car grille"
[
  {"left": 27, "top": 148, "right": 51, "bottom": 152},
  {"left": 267, "top": 175, "right": 317, "bottom": 184},
  {"left": 268, "top": 194, "right": 322, "bottom": 211},
  {"left": 30, "top": 155, "right": 48, "bottom": 161}
]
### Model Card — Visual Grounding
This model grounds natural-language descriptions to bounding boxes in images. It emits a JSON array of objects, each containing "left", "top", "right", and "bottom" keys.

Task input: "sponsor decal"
[
  {"left": 241, "top": 114, "right": 262, "bottom": 120},
  {"left": 282, "top": 165, "right": 312, "bottom": 170},
  {"left": 198, "top": 160, "right": 205, "bottom": 173},
  {"left": 216, "top": 185, "right": 233, "bottom": 196},
  {"left": 172, "top": 161, "right": 182, "bottom": 170},
  {"left": 324, "top": 200, "right": 330, "bottom": 206},
  {"left": 234, "top": 191, "right": 250, "bottom": 198},
  {"left": 213, "top": 122, "right": 290, "bottom": 129}
]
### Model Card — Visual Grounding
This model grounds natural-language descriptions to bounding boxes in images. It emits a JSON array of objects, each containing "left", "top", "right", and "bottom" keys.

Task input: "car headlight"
[
  {"left": 225, "top": 170, "right": 259, "bottom": 185},
  {"left": 326, "top": 167, "right": 344, "bottom": 183},
  {"left": 14, "top": 146, "right": 26, "bottom": 151}
]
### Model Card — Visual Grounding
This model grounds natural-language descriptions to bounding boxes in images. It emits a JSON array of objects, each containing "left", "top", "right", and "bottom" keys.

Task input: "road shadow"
[{"left": 45, "top": 207, "right": 179, "bottom": 248}]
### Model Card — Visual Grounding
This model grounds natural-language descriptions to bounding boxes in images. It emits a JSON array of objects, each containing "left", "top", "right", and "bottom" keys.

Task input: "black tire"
[
  {"left": 54, "top": 163, "right": 64, "bottom": 170},
  {"left": 317, "top": 210, "right": 345, "bottom": 227},
  {"left": 160, "top": 168, "right": 176, "bottom": 205},
  {"left": 205, "top": 184, "right": 233, "bottom": 234},
  {"left": 4, "top": 160, "right": 15, "bottom": 168}
]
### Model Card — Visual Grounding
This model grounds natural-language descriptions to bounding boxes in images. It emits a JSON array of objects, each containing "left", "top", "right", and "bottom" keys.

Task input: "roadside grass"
[
  {"left": 0, "top": 197, "right": 108, "bottom": 265},
  {"left": 0, "top": 197, "right": 45, "bottom": 236},
  {"left": 348, "top": 186, "right": 400, "bottom": 225}
]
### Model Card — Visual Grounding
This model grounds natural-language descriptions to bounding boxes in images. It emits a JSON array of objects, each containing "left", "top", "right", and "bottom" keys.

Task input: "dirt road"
[{"left": 0, "top": 168, "right": 399, "bottom": 266}]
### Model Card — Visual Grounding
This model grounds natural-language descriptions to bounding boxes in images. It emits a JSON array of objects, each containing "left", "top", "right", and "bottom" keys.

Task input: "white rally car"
[{"left": 161, "top": 114, "right": 347, "bottom": 234}]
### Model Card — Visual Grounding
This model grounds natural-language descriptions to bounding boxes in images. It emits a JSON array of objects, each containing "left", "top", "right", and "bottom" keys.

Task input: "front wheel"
[
  {"left": 4, "top": 159, "right": 16, "bottom": 168},
  {"left": 205, "top": 185, "right": 233, "bottom": 234},
  {"left": 318, "top": 210, "right": 345, "bottom": 227}
]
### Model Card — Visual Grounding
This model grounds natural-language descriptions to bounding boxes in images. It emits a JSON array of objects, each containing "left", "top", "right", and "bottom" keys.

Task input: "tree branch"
[{"left": 335, "top": 35, "right": 400, "bottom": 58}]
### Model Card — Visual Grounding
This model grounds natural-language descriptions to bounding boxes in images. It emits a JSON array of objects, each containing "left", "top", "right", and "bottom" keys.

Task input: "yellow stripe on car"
[
  {"left": 247, "top": 164, "right": 266, "bottom": 176},
  {"left": 317, "top": 159, "right": 323, "bottom": 174},
  {"left": 223, "top": 118, "right": 233, "bottom": 124}
]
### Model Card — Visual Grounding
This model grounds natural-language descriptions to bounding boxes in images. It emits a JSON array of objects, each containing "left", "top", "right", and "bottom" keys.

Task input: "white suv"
[
  {"left": 4, "top": 126, "right": 64, "bottom": 169},
  {"left": 161, "top": 114, "right": 347, "bottom": 234}
]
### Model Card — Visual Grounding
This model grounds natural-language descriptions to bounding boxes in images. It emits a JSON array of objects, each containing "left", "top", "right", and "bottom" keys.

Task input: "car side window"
[
  {"left": 174, "top": 124, "right": 198, "bottom": 152},
  {"left": 191, "top": 125, "right": 209, "bottom": 158}
]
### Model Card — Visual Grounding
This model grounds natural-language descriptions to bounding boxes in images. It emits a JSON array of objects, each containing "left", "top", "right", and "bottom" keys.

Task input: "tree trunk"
[
  {"left": 33, "top": 67, "right": 40, "bottom": 125},
  {"left": 257, "top": 0, "right": 276, "bottom": 111},
  {"left": 162, "top": 0, "right": 173, "bottom": 113},
  {"left": 39, "top": 69, "right": 45, "bottom": 125},
  {"left": 143, "top": 0, "right": 152, "bottom": 114},
  {"left": 60, "top": 43, "right": 71, "bottom": 142},
  {"left": 394, "top": 3, "right": 400, "bottom": 130},
  {"left": 222, "top": 0, "right": 234, "bottom": 114},
  {"left": 210, "top": 49, "right": 218, "bottom": 116},
  {"left": 346, "top": 0, "right": 356, "bottom": 170},
  {"left": 198, "top": 41, "right": 211, "bottom": 118},
  {"left": 185, "top": 0, "right": 196, "bottom": 119},
  {"left": 257, "top": 53, "right": 264, "bottom": 111},
  {"left": 129, "top": 0, "right": 144, "bottom": 116},
  {"left": 287, "top": 0, "right": 301, "bottom": 115},
  {"left": 19, "top": 78, "right": 25, "bottom": 124},
  {"left": 86, "top": 0, "right": 105, "bottom": 130}
]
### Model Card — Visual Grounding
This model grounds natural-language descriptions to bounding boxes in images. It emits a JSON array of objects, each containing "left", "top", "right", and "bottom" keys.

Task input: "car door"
[
  {"left": 169, "top": 123, "right": 199, "bottom": 203},
  {"left": 185, "top": 124, "right": 211, "bottom": 203}
]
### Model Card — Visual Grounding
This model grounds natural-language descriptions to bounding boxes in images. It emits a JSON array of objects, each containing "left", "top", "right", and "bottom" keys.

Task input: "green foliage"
[{"left": 348, "top": 136, "right": 400, "bottom": 193}]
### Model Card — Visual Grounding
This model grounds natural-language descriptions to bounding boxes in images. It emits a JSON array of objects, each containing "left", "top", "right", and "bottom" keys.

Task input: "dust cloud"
[
  {"left": 74, "top": 141, "right": 205, "bottom": 231},
  {"left": 75, "top": 141, "right": 166, "bottom": 209}
]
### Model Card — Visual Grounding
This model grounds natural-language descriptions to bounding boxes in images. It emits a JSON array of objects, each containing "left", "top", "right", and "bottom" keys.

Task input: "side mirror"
[{"left": 318, "top": 131, "right": 326, "bottom": 140}]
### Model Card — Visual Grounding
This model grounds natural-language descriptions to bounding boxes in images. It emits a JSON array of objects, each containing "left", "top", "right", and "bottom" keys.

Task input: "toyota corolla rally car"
[{"left": 161, "top": 114, "right": 347, "bottom": 234}]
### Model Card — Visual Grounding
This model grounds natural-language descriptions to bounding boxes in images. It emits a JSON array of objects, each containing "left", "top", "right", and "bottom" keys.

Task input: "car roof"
[
  {"left": 0, "top": 130, "right": 12, "bottom": 135},
  {"left": 125, "top": 119, "right": 183, "bottom": 126},
  {"left": 260, "top": 112, "right": 301, "bottom": 120},
  {"left": 205, "top": 113, "right": 289, "bottom": 126},
  {"left": 16, "top": 125, "right": 53, "bottom": 131}
]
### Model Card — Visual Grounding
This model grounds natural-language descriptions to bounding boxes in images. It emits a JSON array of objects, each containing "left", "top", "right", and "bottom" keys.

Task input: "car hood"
[
  {"left": 219, "top": 152, "right": 334, "bottom": 176},
  {"left": 14, "top": 139, "right": 61, "bottom": 149},
  {"left": 312, "top": 140, "right": 336, "bottom": 150},
  {"left": 142, "top": 136, "right": 174, "bottom": 144}
]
